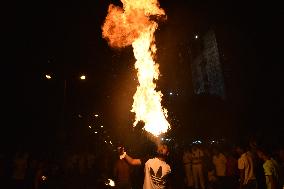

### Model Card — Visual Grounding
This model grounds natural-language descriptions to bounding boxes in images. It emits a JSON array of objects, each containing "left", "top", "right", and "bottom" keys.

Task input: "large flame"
[{"left": 102, "top": 0, "right": 170, "bottom": 136}]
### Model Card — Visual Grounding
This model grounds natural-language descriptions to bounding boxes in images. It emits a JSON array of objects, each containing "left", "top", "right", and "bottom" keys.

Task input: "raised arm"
[
  {"left": 124, "top": 153, "right": 142, "bottom": 166},
  {"left": 118, "top": 147, "right": 142, "bottom": 166}
]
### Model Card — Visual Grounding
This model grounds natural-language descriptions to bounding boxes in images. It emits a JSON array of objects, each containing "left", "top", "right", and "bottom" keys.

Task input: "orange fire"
[{"left": 102, "top": 0, "right": 170, "bottom": 136}]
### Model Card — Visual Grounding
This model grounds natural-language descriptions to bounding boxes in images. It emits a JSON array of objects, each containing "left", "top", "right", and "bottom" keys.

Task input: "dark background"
[{"left": 2, "top": 0, "right": 283, "bottom": 152}]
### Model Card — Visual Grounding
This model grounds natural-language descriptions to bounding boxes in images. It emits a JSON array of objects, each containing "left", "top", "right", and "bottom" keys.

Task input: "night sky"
[{"left": 3, "top": 0, "right": 283, "bottom": 151}]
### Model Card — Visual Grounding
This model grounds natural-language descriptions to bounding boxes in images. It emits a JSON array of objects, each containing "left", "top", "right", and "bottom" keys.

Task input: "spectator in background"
[
  {"left": 278, "top": 147, "right": 284, "bottom": 189},
  {"left": 0, "top": 152, "right": 8, "bottom": 188},
  {"left": 34, "top": 160, "right": 49, "bottom": 189},
  {"left": 212, "top": 147, "right": 227, "bottom": 189},
  {"left": 78, "top": 153, "right": 87, "bottom": 176},
  {"left": 183, "top": 147, "right": 194, "bottom": 189},
  {"left": 26, "top": 157, "right": 38, "bottom": 189},
  {"left": 226, "top": 150, "right": 239, "bottom": 189},
  {"left": 11, "top": 151, "right": 29, "bottom": 189},
  {"left": 256, "top": 147, "right": 280, "bottom": 189},
  {"left": 249, "top": 138, "right": 266, "bottom": 189},
  {"left": 203, "top": 147, "right": 216, "bottom": 189},
  {"left": 191, "top": 145, "right": 205, "bottom": 189},
  {"left": 70, "top": 152, "right": 79, "bottom": 176},
  {"left": 236, "top": 144, "right": 257, "bottom": 189},
  {"left": 86, "top": 151, "right": 96, "bottom": 174},
  {"left": 113, "top": 147, "right": 132, "bottom": 189}
]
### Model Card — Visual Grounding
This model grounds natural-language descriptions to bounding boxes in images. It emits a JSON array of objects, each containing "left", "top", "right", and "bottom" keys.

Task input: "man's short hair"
[
  {"left": 256, "top": 145, "right": 272, "bottom": 156},
  {"left": 235, "top": 142, "right": 247, "bottom": 151},
  {"left": 156, "top": 144, "right": 169, "bottom": 157}
]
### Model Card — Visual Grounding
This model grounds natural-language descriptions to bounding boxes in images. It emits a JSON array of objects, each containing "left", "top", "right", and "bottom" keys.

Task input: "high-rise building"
[{"left": 190, "top": 29, "right": 225, "bottom": 99}]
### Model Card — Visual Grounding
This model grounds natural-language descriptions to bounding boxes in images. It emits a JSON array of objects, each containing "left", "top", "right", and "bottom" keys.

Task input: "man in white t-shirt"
[
  {"left": 191, "top": 145, "right": 205, "bottom": 189},
  {"left": 236, "top": 144, "right": 257, "bottom": 189},
  {"left": 120, "top": 144, "right": 171, "bottom": 189}
]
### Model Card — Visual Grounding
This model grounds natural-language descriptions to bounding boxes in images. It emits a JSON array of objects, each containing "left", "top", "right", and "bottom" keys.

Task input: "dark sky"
[{"left": 3, "top": 0, "right": 283, "bottom": 150}]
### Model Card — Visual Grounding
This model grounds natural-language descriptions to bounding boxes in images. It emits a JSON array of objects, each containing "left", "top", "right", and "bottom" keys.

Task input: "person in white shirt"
[
  {"left": 191, "top": 145, "right": 205, "bottom": 189},
  {"left": 236, "top": 144, "right": 257, "bottom": 189},
  {"left": 120, "top": 143, "right": 172, "bottom": 189}
]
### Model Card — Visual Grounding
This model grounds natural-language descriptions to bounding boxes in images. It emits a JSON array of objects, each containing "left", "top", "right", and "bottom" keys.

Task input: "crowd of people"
[
  {"left": 0, "top": 148, "right": 115, "bottom": 189},
  {"left": 114, "top": 139, "right": 284, "bottom": 189},
  {"left": 0, "top": 138, "right": 283, "bottom": 189},
  {"left": 180, "top": 142, "right": 284, "bottom": 189}
]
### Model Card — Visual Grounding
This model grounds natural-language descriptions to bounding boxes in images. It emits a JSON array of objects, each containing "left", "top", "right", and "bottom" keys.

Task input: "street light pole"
[
  {"left": 58, "top": 78, "right": 68, "bottom": 145},
  {"left": 60, "top": 75, "right": 86, "bottom": 144},
  {"left": 44, "top": 73, "right": 87, "bottom": 146}
]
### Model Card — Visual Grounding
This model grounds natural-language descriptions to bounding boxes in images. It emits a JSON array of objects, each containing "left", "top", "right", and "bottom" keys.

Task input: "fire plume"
[{"left": 102, "top": 0, "right": 170, "bottom": 136}]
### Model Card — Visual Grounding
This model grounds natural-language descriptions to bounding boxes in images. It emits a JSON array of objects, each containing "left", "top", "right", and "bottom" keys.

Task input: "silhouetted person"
[
  {"left": 183, "top": 147, "right": 194, "bottom": 188},
  {"left": 26, "top": 157, "right": 38, "bottom": 189},
  {"left": 11, "top": 151, "right": 29, "bottom": 189},
  {"left": 0, "top": 152, "right": 8, "bottom": 189},
  {"left": 34, "top": 160, "right": 49, "bottom": 189},
  {"left": 226, "top": 150, "right": 239, "bottom": 189},
  {"left": 114, "top": 147, "right": 132, "bottom": 189},
  {"left": 278, "top": 147, "right": 284, "bottom": 189}
]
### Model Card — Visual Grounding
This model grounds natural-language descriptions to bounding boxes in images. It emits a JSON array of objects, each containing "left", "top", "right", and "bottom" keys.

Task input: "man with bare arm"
[{"left": 119, "top": 144, "right": 172, "bottom": 189}]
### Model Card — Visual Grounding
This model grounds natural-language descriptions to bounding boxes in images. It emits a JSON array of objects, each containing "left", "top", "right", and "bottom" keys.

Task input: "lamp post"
[{"left": 44, "top": 73, "right": 87, "bottom": 145}]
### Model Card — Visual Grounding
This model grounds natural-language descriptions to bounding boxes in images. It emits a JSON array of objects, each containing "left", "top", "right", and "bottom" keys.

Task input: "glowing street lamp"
[
  {"left": 45, "top": 74, "right": 52, "bottom": 79},
  {"left": 80, "top": 75, "right": 86, "bottom": 80}
]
